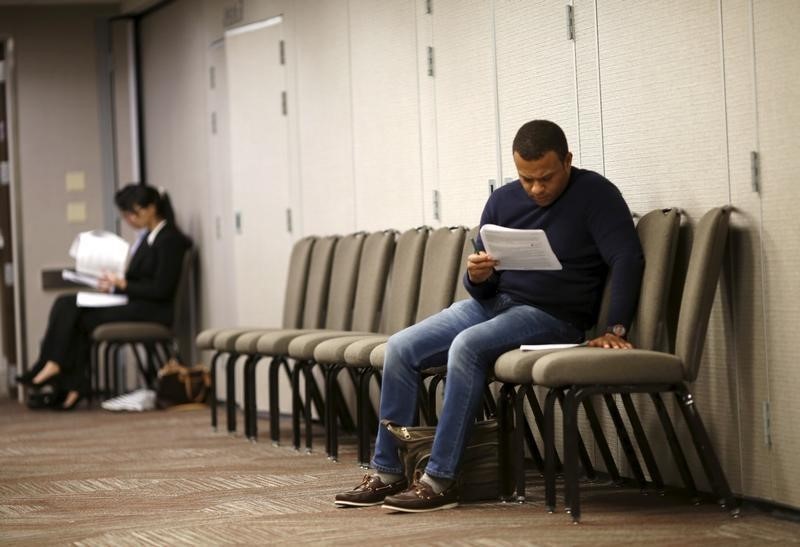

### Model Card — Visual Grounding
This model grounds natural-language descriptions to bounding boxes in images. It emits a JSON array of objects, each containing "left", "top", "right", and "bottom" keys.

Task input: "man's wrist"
[{"left": 606, "top": 324, "right": 627, "bottom": 339}]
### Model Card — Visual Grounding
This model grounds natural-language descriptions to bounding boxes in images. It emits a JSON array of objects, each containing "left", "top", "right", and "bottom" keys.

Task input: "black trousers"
[{"left": 35, "top": 294, "right": 171, "bottom": 392}]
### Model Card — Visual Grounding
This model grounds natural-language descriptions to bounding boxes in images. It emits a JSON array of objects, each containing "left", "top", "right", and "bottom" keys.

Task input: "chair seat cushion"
[
  {"left": 288, "top": 330, "right": 374, "bottom": 360},
  {"left": 234, "top": 329, "right": 297, "bottom": 353},
  {"left": 195, "top": 328, "right": 223, "bottom": 349},
  {"left": 343, "top": 336, "right": 389, "bottom": 367},
  {"left": 213, "top": 327, "right": 275, "bottom": 352},
  {"left": 369, "top": 343, "right": 387, "bottom": 368},
  {"left": 92, "top": 322, "right": 171, "bottom": 342},
  {"left": 492, "top": 348, "right": 569, "bottom": 384},
  {"left": 313, "top": 335, "right": 376, "bottom": 364},
  {"left": 532, "top": 348, "right": 684, "bottom": 387},
  {"left": 255, "top": 329, "right": 313, "bottom": 355}
]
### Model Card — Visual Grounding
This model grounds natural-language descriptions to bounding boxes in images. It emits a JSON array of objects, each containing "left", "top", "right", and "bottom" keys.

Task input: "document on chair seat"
[
  {"left": 519, "top": 343, "right": 583, "bottom": 351},
  {"left": 76, "top": 291, "right": 128, "bottom": 308},
  {"left": 479, "top": 224, "right": 561, "bottom": 270}
]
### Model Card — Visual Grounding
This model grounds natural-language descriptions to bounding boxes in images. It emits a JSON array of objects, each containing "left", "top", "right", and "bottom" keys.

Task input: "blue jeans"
[{"left": 371, "top": 293, "right": 584, "bottom": 480}]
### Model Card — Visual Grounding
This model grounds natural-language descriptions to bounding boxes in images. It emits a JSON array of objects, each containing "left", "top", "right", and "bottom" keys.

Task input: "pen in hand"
[{"left": 471, "top": 238, "right": 481, "bottom": 254}]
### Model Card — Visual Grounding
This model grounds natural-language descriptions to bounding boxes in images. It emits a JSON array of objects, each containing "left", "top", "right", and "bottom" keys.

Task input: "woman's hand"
[
  {"left": 586, "top": 333, "right": 634, "bottom": 349},
  {"left": 467, "top": 252, "right": 499, "bottom": 284},
  {"left": 97, "top": 272, "right": 127, "bottom": 293}
]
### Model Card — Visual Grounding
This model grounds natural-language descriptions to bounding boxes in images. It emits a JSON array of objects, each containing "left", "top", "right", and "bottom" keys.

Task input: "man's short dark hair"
[{"left": 512, "top": 120, "right": 569, "bottom": 162}]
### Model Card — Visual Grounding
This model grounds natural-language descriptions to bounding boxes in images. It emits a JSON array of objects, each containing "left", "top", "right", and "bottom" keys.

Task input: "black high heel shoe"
[
  {"left": 27, "top": 391, "right": 67, "bottom": 410},
  {"left": 57, "top": 391, "right": 85, "bottom": 411},
  {"left": 16, "top": 364, "right": 60, "bottom": 389}
]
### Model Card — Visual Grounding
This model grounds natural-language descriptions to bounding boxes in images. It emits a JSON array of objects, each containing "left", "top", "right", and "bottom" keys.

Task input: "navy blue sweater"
[{"left": 465, "top": 167, "right": 643, "bottom": 332}]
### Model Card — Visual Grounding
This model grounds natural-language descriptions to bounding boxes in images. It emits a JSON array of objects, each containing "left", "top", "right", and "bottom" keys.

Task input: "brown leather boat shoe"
[
  {"left": 381, "top": 478, "right": 459, "bottom": 513},
  {"left": 334, "top": 474, "right": 409, "bottom": 507}
]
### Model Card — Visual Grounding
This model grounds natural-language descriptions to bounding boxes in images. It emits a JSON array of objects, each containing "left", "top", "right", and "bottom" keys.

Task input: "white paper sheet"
[
  {"left": 479, "top": 224, "right": 561, "bottom": 270},
  {"left": 519, "top": 343, "right": 583, "bottom": 351},
  {"left": 76, "top": 291, "right": 128, "bottom": 308},
  {"left": 69, "top": 230, "right": 130, "bottom": 278},
  {"left": 61, "top": 269, "right": 100, "bottom": 289}
]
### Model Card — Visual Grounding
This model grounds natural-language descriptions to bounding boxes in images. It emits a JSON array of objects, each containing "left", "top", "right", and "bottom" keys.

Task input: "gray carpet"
[{"left": 1, "top": 399, "right": 798, "bottom": 546}]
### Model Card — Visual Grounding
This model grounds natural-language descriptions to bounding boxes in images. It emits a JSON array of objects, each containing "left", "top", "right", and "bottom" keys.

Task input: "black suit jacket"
[{"left": 81, "top": 223, "right": 192, "bottom": 329}]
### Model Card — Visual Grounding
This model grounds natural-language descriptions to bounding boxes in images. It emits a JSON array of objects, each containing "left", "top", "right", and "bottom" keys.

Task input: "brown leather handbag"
[
  {"left": 381, "top": 418, "right": 513, "bottom": 502},
  {"left": 156, "top": 359, "right": 211, "bottom": 409}
]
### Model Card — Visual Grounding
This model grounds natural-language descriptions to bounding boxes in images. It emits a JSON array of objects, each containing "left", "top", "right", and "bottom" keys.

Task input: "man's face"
[{"left": 514, "top": 150, "right": 573, "bottom": 207}]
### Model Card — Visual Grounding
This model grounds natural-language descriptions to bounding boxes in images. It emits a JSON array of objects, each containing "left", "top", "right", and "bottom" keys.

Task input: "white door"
[{"left": 225, "top": 19, "right": 292, "bottom": 328}]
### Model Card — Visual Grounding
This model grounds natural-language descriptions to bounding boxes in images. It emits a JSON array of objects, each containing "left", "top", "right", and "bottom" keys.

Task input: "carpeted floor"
[{"left": 1, "top": 398, "right": 798, "bottom": 546}]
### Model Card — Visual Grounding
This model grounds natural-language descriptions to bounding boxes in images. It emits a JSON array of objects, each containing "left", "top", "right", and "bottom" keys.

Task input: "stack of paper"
[{"left": 479, "top": 224, "right": 562, "bottom": 270}]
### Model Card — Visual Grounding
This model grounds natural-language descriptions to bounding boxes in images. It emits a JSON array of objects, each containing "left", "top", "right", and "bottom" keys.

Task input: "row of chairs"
[{"left": 197, "top": 207, "right": 737, "bottom": 522}]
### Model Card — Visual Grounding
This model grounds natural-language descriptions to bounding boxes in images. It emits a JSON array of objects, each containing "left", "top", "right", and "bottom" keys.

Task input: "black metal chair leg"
[
  {"left": 552, "top": 389, "right": 595, "bottom": 481},
  {"left": 650, "top": 392, "right": 698, "bottom": 500},
  {"left": 290, "top": 360, "right": 305, "bottom": 450},
  {"left": 527, "top": 387, "right": 562, "bottom": 473},
  {"left": 242, "top": 355, "right": 258, "bottom": 440},
  {"left": 304, "top": 361, "right": 316, "bottom": 454},
  {"left": 603, "top": 393, "right": 647, "bottom": 489},
  {"left": 225, "top": 353, "right": 239, "bottom": 434},
  {"left": 621, "top": 393, "right": 664, "bottom": 492},
  {"left": 267, "top": 356, "right": 283, "bottom": 444},
  {"left": 543, "top": 388, "right": 559, "bottom": 513},
  {"left": 209, "top": 352, "right": 222, "bottom": 430},
  {"left": 675, "top": 386, "right": 737, "bottom": 512},
  {"left": 564, "top": 388, "right": 582, "bottom": 523},
  {"left": 581, "top": 397, "right": 622, "bottom": 484},
  {"left": 357, "top": 367, "right": 377, "bottom": 467},
  {"left": 103, "top": 343, "right": 115, "bottom": 399}
]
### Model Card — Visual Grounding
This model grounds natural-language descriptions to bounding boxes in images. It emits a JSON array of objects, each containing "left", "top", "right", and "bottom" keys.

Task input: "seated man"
[{"left": 335, "top": 119, "right": 644, "bottom": 513}]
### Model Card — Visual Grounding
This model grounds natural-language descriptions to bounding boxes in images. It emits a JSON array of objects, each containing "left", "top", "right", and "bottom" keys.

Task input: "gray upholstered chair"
[
  {"left": 533, "top": 206, "right": 734, "bottom": 523},
  {"left": 196, "top": 236, "right": 317, "bottom": 431},
  {"left": 493, "top": 207, "right": 681, "bottom": 501},
  {"left": 302, "top": 227, "right": 429, "bottom": 455},
  {"left": 235, "top": 231, "right": 393, "bottom": 444},
  {"left": 332, "top": 226, "right": 467, "bottom": 463},
  {"left": 259, "top": 230, "right": 396, "bottom": 447},
  {"left": 90, "top": 247, "right": 197, "bottom": 398}
]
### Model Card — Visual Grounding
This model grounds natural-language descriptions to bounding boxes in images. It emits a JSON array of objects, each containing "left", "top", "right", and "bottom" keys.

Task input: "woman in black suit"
[{"left": 17, "top": 184, "right": 192, "bottom": 409}]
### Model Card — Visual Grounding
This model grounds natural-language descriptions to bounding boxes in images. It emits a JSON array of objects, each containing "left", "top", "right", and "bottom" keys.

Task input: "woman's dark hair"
[
  {"left": 114, "top": 183, "right": 176, "bottom": 225},
  {"left": 512, "top": 119, "right": 569, "bottom": 162}
]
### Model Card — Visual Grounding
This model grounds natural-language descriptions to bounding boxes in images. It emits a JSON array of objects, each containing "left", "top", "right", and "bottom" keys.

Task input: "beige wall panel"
[
  {"left": 225, "top": 23, "right": 292, "bottom": 328},
  {"left": 349, "top": 0, "right": 424, "bottom": 231},
  {"left": 721, "top": 0, "right": 772, "bottom": 500},
  {"left": 140, "top": 0, "right": 217, "bottom": 366},
  {"left": 573, "top": 0, "right": 603, "bottom": 175},
  {"left": 294, "top": 0, "right": 356, "bottom": 236},
  {"left": 753, "top": 0, "right": 800, "bottom": 508},
  {"left": 596, "top": 0, "right": 740, "bottom": 492},
  {"left": 415, "top": 1, "right": 439, "bottom": 227},
  {"left": 203, "top": 41, "right": 237, "bottom": 330},
  {"left": 0, "top": 6, "right": 115, "bottom": 367},
  {"left": 432, "top": 0, "right": 497, "bottom": 227},
  {"left": 494, "top": 0, "right": 579, "bottom": 185},
  {"left": 111, "top": 20, "right": 137, "bottom": 188}
]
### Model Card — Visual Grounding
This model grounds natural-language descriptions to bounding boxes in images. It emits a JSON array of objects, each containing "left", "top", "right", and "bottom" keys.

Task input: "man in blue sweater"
[{"left": 335, "top": 119, "right": 644, "bottom": 512}]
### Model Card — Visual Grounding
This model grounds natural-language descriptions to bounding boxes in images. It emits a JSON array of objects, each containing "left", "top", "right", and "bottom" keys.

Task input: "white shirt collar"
[{"left": 147, "top": 220, "right": 167, "bottom": 246}]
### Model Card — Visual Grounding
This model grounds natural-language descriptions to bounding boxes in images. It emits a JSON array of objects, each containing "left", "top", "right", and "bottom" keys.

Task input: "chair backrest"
[
  {"left": 453, "top": 226, "right": 480, "bottom": 302},
  {"left": 379, "top": 227, "right": 429, "bottom": 334},
  {"left": 629, "top": 208, "right": 681, "bottom": 350},
  {"left": 281, "top": 236, "right": 316, "bottom": 329},
  {"left": 675, "top": 207, "right": 730, "bottom": 381},
  {"left": 171, "top": 247, "right": 198, "bottom": 362},
  {"left": 350, "top": 231, "right": 396, "bottom": 332},
  {"left": 300, "top": 235, "right": 339, "bottom": 329},
  {"left": 324, "top": 232, "right": 366, "bottom": 330},
  {"left": 415, "top": 226, "right": 467, "bottom": 321}
]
